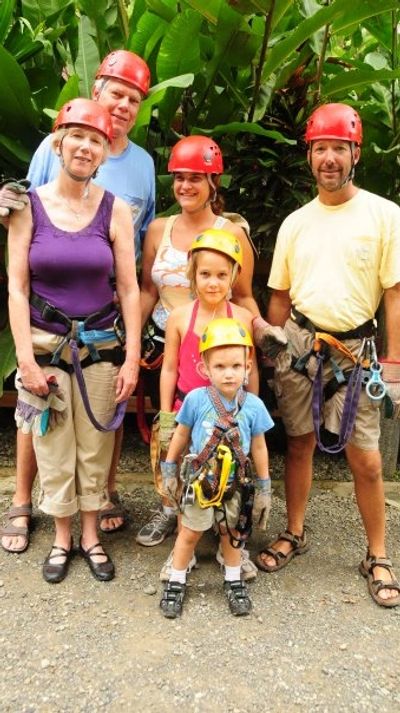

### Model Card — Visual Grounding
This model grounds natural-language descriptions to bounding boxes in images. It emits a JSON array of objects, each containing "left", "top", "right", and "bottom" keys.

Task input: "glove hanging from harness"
[{"left": 15, "top": 375, "right": 67, "bottom": 436}]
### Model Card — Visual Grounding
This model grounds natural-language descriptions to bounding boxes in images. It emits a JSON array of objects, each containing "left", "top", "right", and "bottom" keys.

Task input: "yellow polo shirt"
[{"left": 268, "top": 189, "right": 400, "bottom": 331}]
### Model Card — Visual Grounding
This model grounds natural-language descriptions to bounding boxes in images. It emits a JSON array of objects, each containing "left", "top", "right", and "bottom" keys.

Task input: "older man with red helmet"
[
  {"left": 256, "top": 103, "right": 400, "bottom": 608},
  {"left": 1, "top": 51, "right": 155, "bottom": 552}
]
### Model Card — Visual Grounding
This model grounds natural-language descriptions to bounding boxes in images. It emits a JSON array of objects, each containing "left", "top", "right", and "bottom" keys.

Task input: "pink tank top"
[{"left": 173, "top": 299, "right": 233, "bottom": 411}]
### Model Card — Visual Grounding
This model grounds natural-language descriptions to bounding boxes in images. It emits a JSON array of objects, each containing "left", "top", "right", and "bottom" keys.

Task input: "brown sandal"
[
  {"left": 0, "top": 504, "right": 33, "bottom": 553},
  {"left": 359, "top": 553, "right": 400, "bottom": 608},
  {"left": 98, "top": 492, "right": 127, "bottom": 534},
  {"left": 256, "top": 529, "right": 309, "bottom": 573}
]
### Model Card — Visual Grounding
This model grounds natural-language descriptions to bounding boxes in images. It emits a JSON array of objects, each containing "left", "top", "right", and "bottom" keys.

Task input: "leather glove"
[
  {"left": 252, "top": 316, "right": 288, "bottom": 359},
  {"left": 252, "top": 478, "right": 272, "bottom": 531},
  {"left": 159, "top": 410, "right": 176, "bottom": 452},
  {"left": 15, "top": 376, "right": 67, "bottom": 436},
  {"left": 0, "top": 179, "right": 30, "bottom": 217},
  {"left": 381, "top": 360, "right": 400, "bottom": 420},
  {"left": 160, "top": 461, "right": 180, "bottom": 509}
]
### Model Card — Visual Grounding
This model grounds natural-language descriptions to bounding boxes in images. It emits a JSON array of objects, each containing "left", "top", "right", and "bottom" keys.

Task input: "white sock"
[
  {"left": 224, "top": 565, "right": 241, "bottom": 582},
  {"left": 163, "top": 506, "right": 176, "bottom": 517},
  {"left": 169, "top": 568, "right": 187, "bottom": 584}
]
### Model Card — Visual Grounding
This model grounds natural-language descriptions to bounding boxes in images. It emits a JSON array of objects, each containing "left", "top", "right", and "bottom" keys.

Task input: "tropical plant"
[{"left": 0, "top": 0, "right": 399, "bottom": 397}]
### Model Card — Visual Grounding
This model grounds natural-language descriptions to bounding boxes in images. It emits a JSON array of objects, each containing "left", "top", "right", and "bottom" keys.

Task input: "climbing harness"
[
  {"left": 290, "top": 310, "right": 385, "bottom": 453},
  {"left": 30, "top": 292, "right": 128, "bottom": 432},
  {"left": 179, "top": 386, "right": 255, "bottom": 546}
]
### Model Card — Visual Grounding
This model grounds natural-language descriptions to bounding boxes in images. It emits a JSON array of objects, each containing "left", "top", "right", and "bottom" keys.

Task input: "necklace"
[{"left": 59, "top": 185, "right": 90, "bottom": 222}]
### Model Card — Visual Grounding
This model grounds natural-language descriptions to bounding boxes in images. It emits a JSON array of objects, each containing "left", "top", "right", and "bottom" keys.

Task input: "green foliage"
[{"left": 0, "top": 0, "right": 399, "bottom": 389}]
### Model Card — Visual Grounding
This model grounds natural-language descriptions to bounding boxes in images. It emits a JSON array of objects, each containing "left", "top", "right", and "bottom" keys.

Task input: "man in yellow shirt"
[{"left": 256, "top": 103, "right": 400, "bottom": 608}]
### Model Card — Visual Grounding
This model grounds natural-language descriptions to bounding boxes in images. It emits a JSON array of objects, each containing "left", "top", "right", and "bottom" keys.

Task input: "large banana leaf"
[
  {"left": 156, "top": 10, "right": 202, "bottom": 82},
  {"left": 74, "top": 13, "right": 100, "bottom": 97},
  {"left": 0, "top": 45, "right": 39, "bottom": 135},
  {"left": 323, "top": 68, "right": 400, "bottom": 97},
  {"left": 131, "top": 73, "right": 194, "bottom": 146},
  {"left": 193, "top": 121, "right": 297, "bottom": 144},
  {"left": 0, "top": 0, "right": 16, "bottom": 43}
]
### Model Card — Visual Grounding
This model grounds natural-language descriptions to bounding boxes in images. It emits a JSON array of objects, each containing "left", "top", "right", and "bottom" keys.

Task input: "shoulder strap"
[{"left": 187, "top": 299, "right": 199, "bottom": 333}]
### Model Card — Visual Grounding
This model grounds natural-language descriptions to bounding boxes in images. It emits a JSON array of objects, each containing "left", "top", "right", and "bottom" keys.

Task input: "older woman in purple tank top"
[{"left": 7, "top": 99, "right": 141, "bottom": 584}]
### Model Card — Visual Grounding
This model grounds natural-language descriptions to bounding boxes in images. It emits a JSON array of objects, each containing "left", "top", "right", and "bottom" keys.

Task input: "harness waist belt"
[
  {"left": 290, "top": 308, "right": 376, "bottom": 340},
  {"left": 30, "top": 292, "right": 116, "bottom": 331}
]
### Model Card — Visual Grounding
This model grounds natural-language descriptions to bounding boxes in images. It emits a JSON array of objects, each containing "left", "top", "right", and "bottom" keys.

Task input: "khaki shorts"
[
  {"left": 181, "top": 490, "right": 242, "bottom": 532},
  {"left": 274, "top": 320, "right": 380, "bottom": 451}
]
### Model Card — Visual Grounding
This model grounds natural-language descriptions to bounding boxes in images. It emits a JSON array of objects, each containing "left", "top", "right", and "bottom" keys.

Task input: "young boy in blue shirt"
[{"left": 159, "top": 318, "right": 274, "bottom": 619}]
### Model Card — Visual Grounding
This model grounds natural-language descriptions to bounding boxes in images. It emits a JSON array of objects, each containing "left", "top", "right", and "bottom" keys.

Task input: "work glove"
[
  {"left": 15, "top": 376, "right": 67, "bottom": 436},
  {"left": 252, "top": 478, "right": 272, "bottom": 531},
  {"left": 0, "top": 179, "right": 30, "bottom": 217},
  {"left": 160, "top": 461, "right": 180, "bottom": 509},
  {"left": 252, "top": 316, "right": 288, "bottom": 359},
  {"left": 380, "top": 360, "right": 400, "bottom": 420},
  {"left": 159, "top": 410, "right": 176, "bottom": 452}
]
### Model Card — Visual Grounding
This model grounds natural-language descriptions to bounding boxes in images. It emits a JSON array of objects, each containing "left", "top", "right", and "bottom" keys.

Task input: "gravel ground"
[{"left": 0, "top": 410, "right": 400, "bottom": 713}]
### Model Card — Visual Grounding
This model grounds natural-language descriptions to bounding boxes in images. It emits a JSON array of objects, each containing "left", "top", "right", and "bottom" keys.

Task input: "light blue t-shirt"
[
  {"left": 176, "top": 387, "right": 274, "bottom": 457},
  {"left": 27, "top": 134, "right": 155, "bottom": 262}
]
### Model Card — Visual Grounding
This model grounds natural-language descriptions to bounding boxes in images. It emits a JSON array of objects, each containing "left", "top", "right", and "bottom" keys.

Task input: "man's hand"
[
  {"left": 251, "top": 478, "right": 272, "bottom": 530},
  {"left": 0, "top": 179, "right": 30, "bottom": 218},
  {"left": 381, "top": 360, "right": 400, "bottom": 419},
  {"left": 252, "top": 316, "right": 288, "bottom": 359}
]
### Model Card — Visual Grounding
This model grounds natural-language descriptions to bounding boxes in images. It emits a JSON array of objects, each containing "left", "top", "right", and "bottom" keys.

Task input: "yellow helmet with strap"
[
  {"left": 199, "top": 318, "right": 253, "bottom": 354},
  {"left": 189, "top": 228, "right": 243, "bottom": 269}
]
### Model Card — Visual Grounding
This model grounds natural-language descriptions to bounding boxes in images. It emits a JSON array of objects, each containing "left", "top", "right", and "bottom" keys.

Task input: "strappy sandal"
[
  {"left": 98, "top": 492, "right": 127, "bottom": 534},
  {"left": 256, "top": 529, "right": 309, "bottom": 573},
  {"left": 79, "top": 540, "right": 115, "bottom": 581},
  {"left": 0, "top": 504, "right": 34, "bottom": 553},
  {"left": 43, "top": 539, "right": 74, "bottom": 584},
  {"left": 359, "top": 553, "right": 400, "bottom": 608},
  {"left": 160, "top": 581, "right": 186, "bottom": 619}
]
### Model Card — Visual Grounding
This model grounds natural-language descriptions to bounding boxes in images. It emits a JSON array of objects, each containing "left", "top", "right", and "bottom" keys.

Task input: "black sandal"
[
  {"left": 224, "top": 580, "right": 252, "bottom": 616},
  {"left": 43, "top": 539, "right": 74, "bottom": 584},
  {"left": 160, "top": 581, "right": 186, "bottom": 619},
  {"left": 79, "top": 540, "right": 115, "bottom": 581}
]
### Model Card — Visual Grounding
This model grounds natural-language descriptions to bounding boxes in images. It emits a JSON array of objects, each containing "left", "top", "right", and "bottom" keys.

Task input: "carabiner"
[{"left": 365, "top": 361, "right": 386, "bottom": 401}]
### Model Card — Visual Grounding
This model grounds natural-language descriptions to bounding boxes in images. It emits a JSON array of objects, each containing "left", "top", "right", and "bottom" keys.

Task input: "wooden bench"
[{"left": 0, "top": 390, "right": 157, "bottom": 414}]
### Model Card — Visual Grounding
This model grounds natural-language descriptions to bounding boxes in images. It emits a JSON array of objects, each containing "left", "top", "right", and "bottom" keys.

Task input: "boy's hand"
[
  {"left": 252, "top": 478, "right": 272, "bottom": 530},
  {"left": 160, "top": 461, "right": 180, "bottom": 509}
]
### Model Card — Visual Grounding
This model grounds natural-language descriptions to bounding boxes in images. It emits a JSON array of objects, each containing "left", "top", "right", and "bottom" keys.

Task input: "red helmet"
[
  {"left": 305, "top": 103, "right": 362, "bottom": 145},
  {"left": 53, "top": 98, "right": 113, "bottom": 143},
  {"left": 168, "top": 135, "right": 223, "bottom": 174},
  {"left": 96, "top": 50, "right": 151, "bottom": 96}
]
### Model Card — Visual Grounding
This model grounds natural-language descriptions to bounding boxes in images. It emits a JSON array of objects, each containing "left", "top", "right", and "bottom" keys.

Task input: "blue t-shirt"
[
  {"left": 176, "top": 387, "right": 274, "bottom": 456},
  {"left": 27, "top": 135, "right": 155, "bottom": 262}
]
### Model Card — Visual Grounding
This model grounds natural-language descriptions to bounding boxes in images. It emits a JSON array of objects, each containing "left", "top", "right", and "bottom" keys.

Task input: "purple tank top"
[{"left": 29, "top": 189, "right": 118, "bottom": 335}]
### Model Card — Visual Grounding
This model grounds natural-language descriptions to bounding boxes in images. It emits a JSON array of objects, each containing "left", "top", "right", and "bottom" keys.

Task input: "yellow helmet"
[
  {"left": 189, "top": 228, "right": 243, "bottom": 269},
  {"left": 199, "top": 318, "right": 253, "bottom": 354}
]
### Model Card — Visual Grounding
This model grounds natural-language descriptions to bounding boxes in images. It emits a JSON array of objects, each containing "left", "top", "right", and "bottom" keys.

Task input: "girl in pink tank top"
[{"left": 160, "top": 228, "right": 258, "bottom": 414}]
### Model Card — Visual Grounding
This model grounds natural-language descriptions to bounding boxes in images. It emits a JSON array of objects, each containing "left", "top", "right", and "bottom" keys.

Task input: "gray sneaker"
[
  {"left": 136, "top": 510, "right": 177, "bottom": 547},
  {"left": 159, "top": 549, "right": 198, "bottom": 582},
  {"left": 216, "top": 545, "right": 258, "bottom": 581}
]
